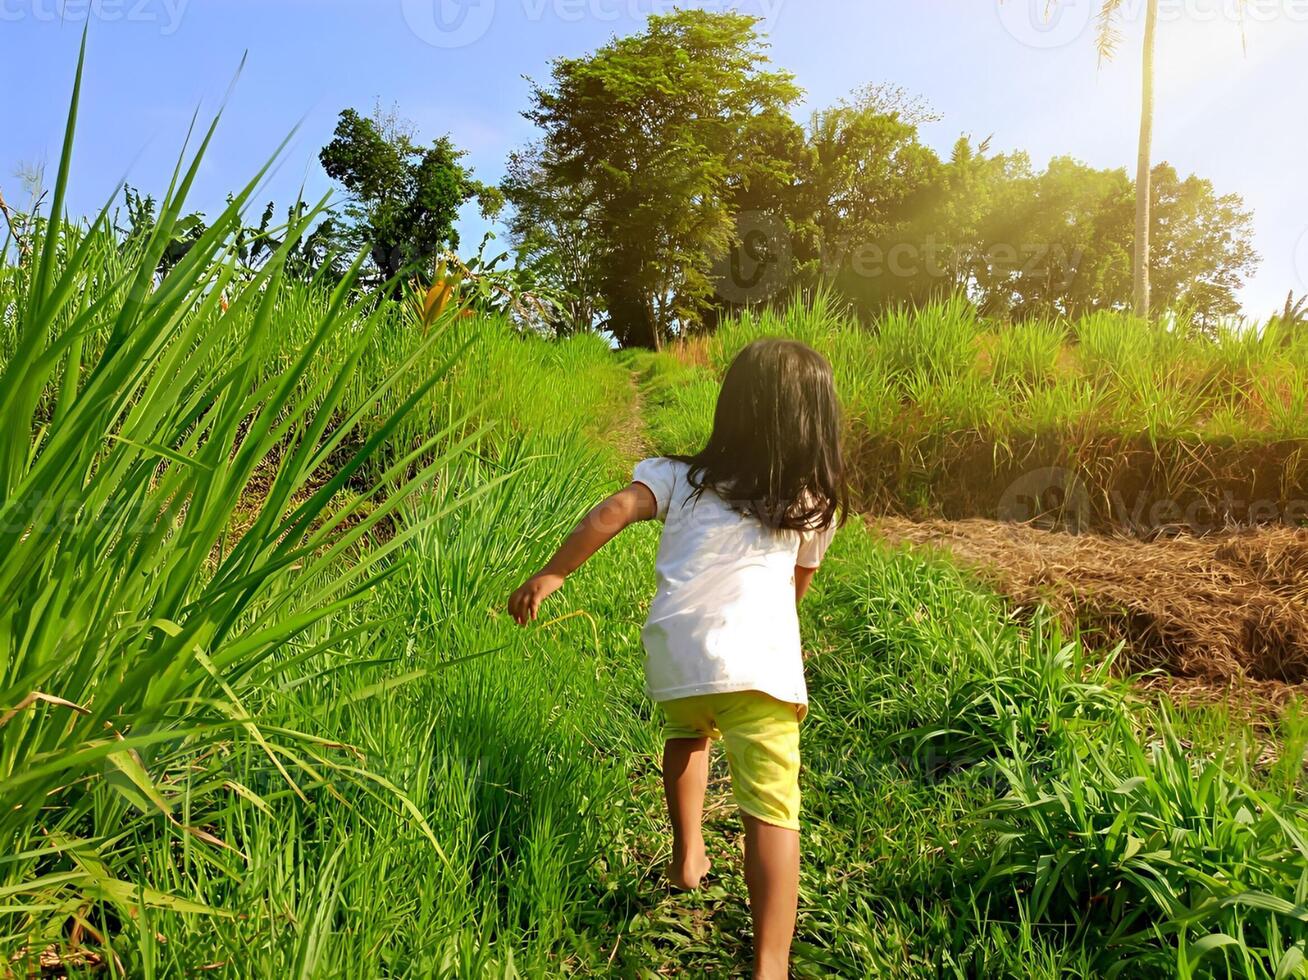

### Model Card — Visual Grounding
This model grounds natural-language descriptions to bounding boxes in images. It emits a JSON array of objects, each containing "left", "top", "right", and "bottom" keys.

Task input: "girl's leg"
[
  {"left": 742, "top": 815, "right": 799, "bottom": 980},
  {"left": 662, "top": 737, "right": 712, "bottom": 889}
]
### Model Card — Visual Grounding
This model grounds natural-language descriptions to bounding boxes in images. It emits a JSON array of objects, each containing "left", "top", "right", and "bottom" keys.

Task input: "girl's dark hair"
[{"left": 674, "top": 338, "right": 847, "bottom": 532}]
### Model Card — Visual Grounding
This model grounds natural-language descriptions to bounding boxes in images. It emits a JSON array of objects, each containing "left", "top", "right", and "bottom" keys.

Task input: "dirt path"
[{"left": 609, "top": 368, "right": 651, "bottom": 463}]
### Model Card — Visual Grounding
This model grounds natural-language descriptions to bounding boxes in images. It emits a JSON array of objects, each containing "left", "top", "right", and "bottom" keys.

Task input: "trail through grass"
[
  {"left": 4, "top": 73, "right": 1307, "bottom": 975},
  {"left": 7, "top": 283, "right": 1308, "bottom": 975}
]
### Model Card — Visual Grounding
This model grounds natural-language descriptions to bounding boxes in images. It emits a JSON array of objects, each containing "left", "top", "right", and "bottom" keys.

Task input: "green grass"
[
  {"left": 655, "top": 291, "right": 1308, "bottom": 530},
  {"left": 0, "top": 49, "right": 488, "bottom": 962},
  {"left": 700, "top": 291, "right": 1308, "bottom": 444},
  {"left": 0, "top": 50, "right": 643, "bottom": 974},
  {"left": 98, "top": 433, "right": 659, "bottom": 976},
  {"left": 5, "top": 53, "right": 1308, "bottom": 980},
  {"left": 798, "top": 532, "right": 1308, "bottom": 978},
  {"left": 623, "top": 340, "right": 1308, "bottom": 976}
]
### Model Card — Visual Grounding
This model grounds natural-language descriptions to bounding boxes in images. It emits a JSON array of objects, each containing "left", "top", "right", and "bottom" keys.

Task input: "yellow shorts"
[{"left": 660, "top": 690, "right": 802, "bottom": 831}]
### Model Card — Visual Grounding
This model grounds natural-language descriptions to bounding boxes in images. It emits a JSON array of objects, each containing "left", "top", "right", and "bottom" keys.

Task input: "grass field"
[
  {"left": 644, "top": 291, "right": 1308, "bottom": 533},
  {"left": 4, "top": 71, "right": 1308, "bottom": 979}
]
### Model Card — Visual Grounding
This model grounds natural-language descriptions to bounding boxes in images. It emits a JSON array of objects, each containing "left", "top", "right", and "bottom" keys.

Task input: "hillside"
[
  {"left": 645, "top": 293, "right": 1308, "bottom": 534},
  {"left": 4, "top": 127, "right": 1307, "bottom": 974}
]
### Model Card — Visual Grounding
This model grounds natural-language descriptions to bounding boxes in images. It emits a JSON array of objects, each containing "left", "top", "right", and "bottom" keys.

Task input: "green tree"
[
  {"left": 708, "top": 98, "right": 807, "bottom": 320},
  {"left": 709, "top": 83, "right": 943, "bottom": 314},
  {"left": 964, "top": 157, "right": 1254, "bottom": 322},
  {"left": 970, "top": 156, "right": 1132, "bottom": 318},
  {"left": 1146, "top": 163, "right": 1257, "bottom": 325},
  {"left": 797, "top": 84, "right": 941, "bottom": 281},
  {"left": 523, "top": 10, "right": 800, "bottom": 348},
  {"left": 502, "top": 143, "right": 604, "bottom": 335},
  {"left": 319, "top": 106, "right": 502, "bottom": 285},
  {"left": 929, "top": 139, "right": 1054, "bottom": 303}
]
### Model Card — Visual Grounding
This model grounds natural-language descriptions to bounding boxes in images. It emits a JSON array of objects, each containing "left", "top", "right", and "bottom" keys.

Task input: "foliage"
[
  {"left": 506, "top": 12, "right": 1259, "bottom": 341},
  {"left": 118, "top": 187, "right": 345, "bottom": 282},
  {"left": 234, "top": 198, "right": 346, "bottom": 280},
  {"left": 966, "top": 154, "right": 1134, "bottom": 318},
  {"left": 0, "top": 46, "right": 487, "bottom": 959},
  {"left": 410, "top": 233, "right": 569, "bottom": 335},
  {"left": 1148, "top": 164, "right": 1259, "bottom": 324},
  {"left": 822, "top": 147, "right": 1256, "bottom": 323},
  {"left": 118, "top": 184, "right": 207, "bottom": 274},
  {"left": 793, "top": 83, "right": 942, "bottom": 289},
  {"left": 319, "top": 105, "right": 502, "bottom": 283},
  {"left": 523, "top": 9, "right": 800, "bottom": 348},
  {"left": 502, "top": 142, "right": 606, "bottom": 336}
]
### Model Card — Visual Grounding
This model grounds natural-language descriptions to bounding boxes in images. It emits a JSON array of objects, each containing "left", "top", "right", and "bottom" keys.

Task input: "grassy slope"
[
  {"left": 9, "top": 296, "right": 1306, "bottom": 977},
  {"left": 123, "top": 325, "right": 662, "bottom": 976},
  {"left": 643, "top": 293, "right": 1308, "bottom": 531},
  {"left": 622, "top": 344, "right": 1308, "bottom": 978}
]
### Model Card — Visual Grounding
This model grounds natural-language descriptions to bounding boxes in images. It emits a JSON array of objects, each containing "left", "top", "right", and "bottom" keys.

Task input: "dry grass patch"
[{"left": 875, "top": 517, "right": 1308, "bottom": 689}]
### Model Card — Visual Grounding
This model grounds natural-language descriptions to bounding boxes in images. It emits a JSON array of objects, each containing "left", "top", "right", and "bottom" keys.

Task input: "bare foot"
[{"left": 667, "top": 847, "right": 712, "bottom": 890}]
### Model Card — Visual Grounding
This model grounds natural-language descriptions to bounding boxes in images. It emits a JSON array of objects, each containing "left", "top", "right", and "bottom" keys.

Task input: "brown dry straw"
[{"left": 875, "top": 517, "right": 1308, "bottom": 687}]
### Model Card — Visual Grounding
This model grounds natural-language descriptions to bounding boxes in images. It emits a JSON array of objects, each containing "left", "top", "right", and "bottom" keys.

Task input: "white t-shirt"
[{"left": 632, "top": 456, "right": 837, "bottom": 708}]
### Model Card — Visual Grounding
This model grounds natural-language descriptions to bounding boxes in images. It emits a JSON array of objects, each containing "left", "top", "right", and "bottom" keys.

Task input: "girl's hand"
[
  {"left": 508, "top": 573, "right": 565, "bottom": 625},
  {"left": 505, "top": 484, "right": 652, "bottom": 627}
]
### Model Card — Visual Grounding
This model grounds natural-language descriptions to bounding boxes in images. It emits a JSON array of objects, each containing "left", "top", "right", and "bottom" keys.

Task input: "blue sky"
[{"left": 4, "top": 0, "right": 1306, "bottom": 315}]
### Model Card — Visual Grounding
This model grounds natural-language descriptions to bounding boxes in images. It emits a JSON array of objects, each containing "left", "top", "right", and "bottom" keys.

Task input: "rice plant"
[
  {"left": 0, "top": 44, "right": 481, "bottom": 958},
  {"left": 657, "top": 292, "right": 1308, "bottom": 530},
  {"left": 795, "top": 529, "right": 1308, "bottom": 978},
  {"left": 990, "top": 318, "right": 1067, "bottom": 389},
  {"left": 874, "top": 294, "right": 981, "bottom": 388},
  {"left": 6, "top": 46, "right": 1307, "bottom": 979},
  {"left": 977, "top": 710, "right": 1308, "bottom": 977}
]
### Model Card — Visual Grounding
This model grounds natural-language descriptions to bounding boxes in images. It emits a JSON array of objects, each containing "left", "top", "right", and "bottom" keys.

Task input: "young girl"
[{"left": 508, "top": 338, "right": 846, "bottom": 979}]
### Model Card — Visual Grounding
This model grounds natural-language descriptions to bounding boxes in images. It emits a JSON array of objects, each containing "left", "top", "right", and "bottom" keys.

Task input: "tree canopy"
[
  {"left": 319, "top": 106, "right": 502, "bottom": 284},
  {"left": 503, "top": 12, "right": 1258, "bottom": 345},
  {"left": 519, "top": 10, "right": 800, "bottom": 348}
]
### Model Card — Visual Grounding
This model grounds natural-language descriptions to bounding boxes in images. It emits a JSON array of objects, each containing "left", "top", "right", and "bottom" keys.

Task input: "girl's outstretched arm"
[{"left": 508, "top": 482, "right": 657, "bottom": 625}]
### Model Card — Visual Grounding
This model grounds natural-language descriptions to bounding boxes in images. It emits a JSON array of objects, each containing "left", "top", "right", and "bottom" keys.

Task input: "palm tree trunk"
[{"left": 1133, "top": 0, "right": 1159, "bottom": 319}]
